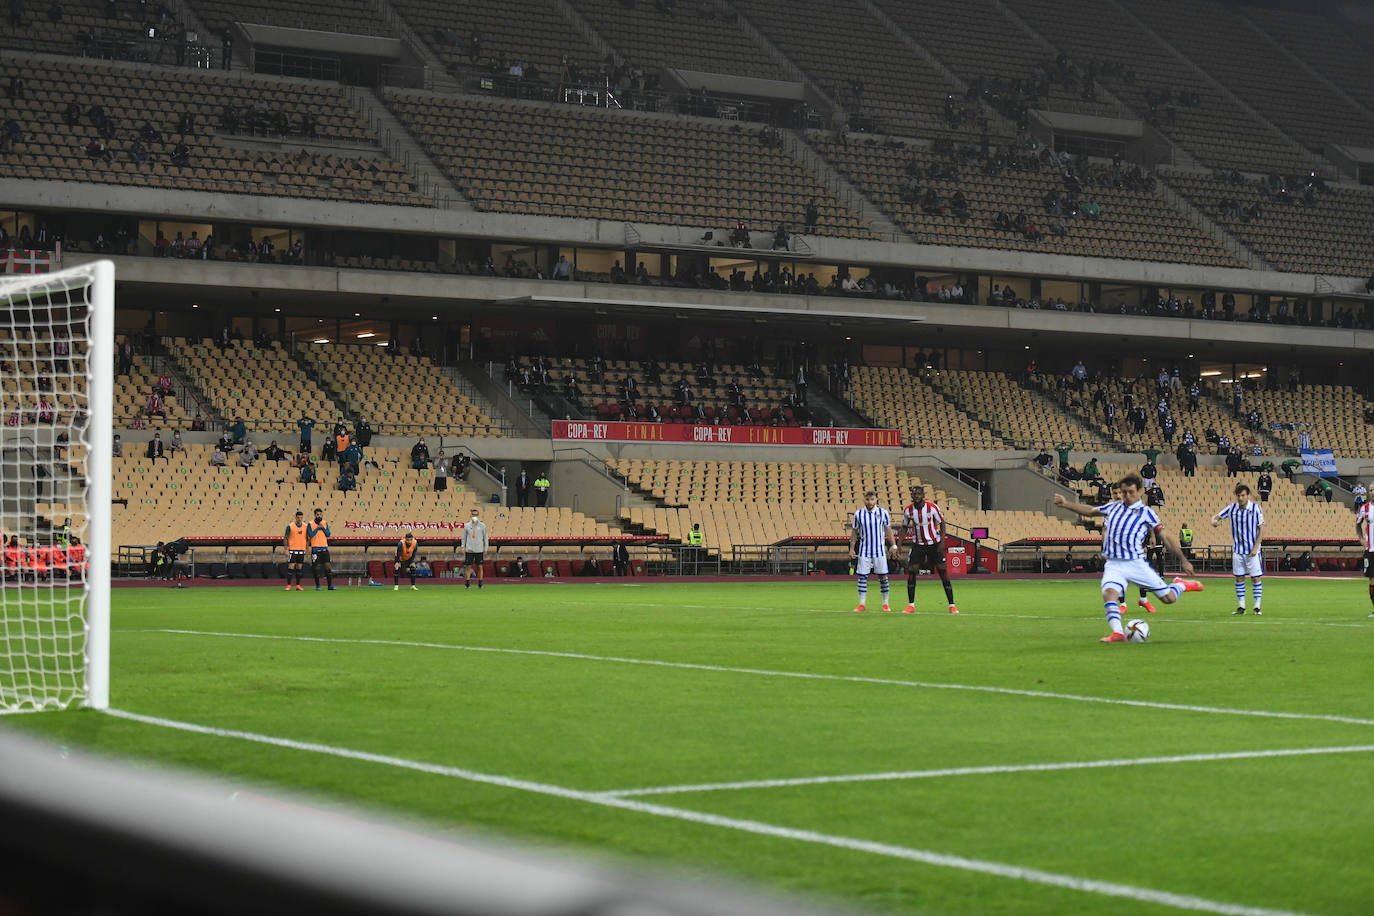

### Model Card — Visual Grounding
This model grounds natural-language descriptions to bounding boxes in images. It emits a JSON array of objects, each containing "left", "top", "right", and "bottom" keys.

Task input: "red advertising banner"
[{"left": 552, "top": 420, "right": 902, "bottom": 447}]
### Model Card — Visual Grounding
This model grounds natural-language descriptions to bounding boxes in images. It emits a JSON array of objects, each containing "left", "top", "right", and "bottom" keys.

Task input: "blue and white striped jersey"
[
  {"left": 1217, "top": 501, "right": 1264, "bottom": 554},
  {"left": 1097, "top": 500, "right": 1162, "bottom": 561},
  {"left": 852, "top": 506, "right": 892, "bottom": 558}
]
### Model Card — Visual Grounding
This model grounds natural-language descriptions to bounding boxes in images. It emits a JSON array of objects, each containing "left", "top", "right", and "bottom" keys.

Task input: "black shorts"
[
  {"left": 465, "top": 551, "right": 484, "bottom": 565},
  {"left": 288, "top": 550, "right": 306, "bottom": 564},
  {"left": 1364, "top": 552, "right": 1374, "bottom": 578},
  {"left": 908, "top": 543, "right": 944, "bottom": 571},
  {"left": 311, "top": 549, "right": 330, "bottom": 565},
  {"left": 395, "top": 559, "right": 414, "bottom": 573}
]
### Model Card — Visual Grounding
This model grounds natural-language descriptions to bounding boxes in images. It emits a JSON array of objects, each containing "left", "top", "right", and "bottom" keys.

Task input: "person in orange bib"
[
  {"left": 307, "top": 507, "right": 334, "bottom": 591},
  {"left": 283, "top": 510, "right": 309, "bottom": 590},
  {"left": 394, "top": 532, "right": 419, "bottom": 590}
]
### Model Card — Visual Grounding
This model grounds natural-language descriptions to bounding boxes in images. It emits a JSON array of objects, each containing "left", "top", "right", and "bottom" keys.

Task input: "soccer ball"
[{"left": 1126, "top": 619, "right": 1151, "bottom": 643}]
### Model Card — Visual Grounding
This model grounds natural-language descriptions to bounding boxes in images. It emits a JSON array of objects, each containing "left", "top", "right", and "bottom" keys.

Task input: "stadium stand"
[
  {"left": 109, "top": 444, "right": 615, "bottom": 564},
  {"left": 1244, "top": 5, "right": 1374, "bottom": 124},
  {"left": 813, "top": 136, "right": 1240, "bottom": 264},
  {"left": 847, "top": 367, "right": 1007, "bottom": 449},
  {"left": 730, "top": 0, "right": 993, "bottom": 140},
  {"left": 298, "top": 344, "right": 502, "bottom": 437},
  {"left": 927, "top": 370, "right": 1114, "bottom": 451},
  {"left": 0, "top": 328, "right": 87, "bottom": 427},
  {"left": 1001, "top": 0, "right": 1315, "bottom": 173},
  {"left": 2, "top": 0, "right": 164, "bottom": 58},
  {"left": 185, "top": 0, "right": 393, "bottom": 40},
  {"left": 1124, "top": 0, "right": 1374, "bottom": 152},
  {"left": 1222, "top": 383, "right": 1374, "bottom": 455},
  {"left": 613, "top": 458, "right": 1087, "bottom": 554},
  {"left": 0, "top": 55, "right": 425, "bottom": 207},
  {"left": 566, "top": 0, "right": 786, "bottom": 81},
  {"left": 390, "top": 0, "right": 600, "bottom": 85},
  {"left": 166, "top": 337, "right": 341, "bottom": 435},
  {"left": 1041, "top": 373, "right": 1267, "bottom": 453},
  {"left": 115, "top": 350, "right": 190, "bottom": 427},
  {"left": 1086, "top": 463, "right": 1354, "bottom": 544},
  {"left": 1163, "top": 171, "right": 1374, "bottom": 277},
  {"left": 383, "top": 90, "right": 870, "bottom": 235},
  {"left": 873, "top": 0, "right": 1120, "bottom": 121},
  {"left": 514, "top": 357, "right": 801, "bottom": 424}
]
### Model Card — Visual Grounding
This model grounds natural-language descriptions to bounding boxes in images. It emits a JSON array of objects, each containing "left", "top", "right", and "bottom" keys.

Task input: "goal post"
[{"left": 0, "top": 260, "right": 113, "bottom": 711}]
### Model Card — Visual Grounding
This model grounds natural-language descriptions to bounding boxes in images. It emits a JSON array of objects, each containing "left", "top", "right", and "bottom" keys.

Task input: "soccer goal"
[{"left": 0, "top": 261, "right": 113, "bottom": 712}]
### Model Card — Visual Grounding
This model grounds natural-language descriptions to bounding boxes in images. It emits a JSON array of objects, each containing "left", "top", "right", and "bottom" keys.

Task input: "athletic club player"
[
  {"left": 899, "top": 485, "right": 958, "bottom": 615},
  {"left": 1357, "top": 496, "right": 1374, "bottom": 616}
]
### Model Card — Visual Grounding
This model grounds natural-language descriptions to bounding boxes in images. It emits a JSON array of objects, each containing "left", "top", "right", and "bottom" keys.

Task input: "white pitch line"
[
  {"left": 141, "top": 628, "right": 1374, "bottom": 728},
  {"left": 102, "top": 707, "right": 1313, "bottom": 916},
  {"left": 597, "top": 744, "right": 1374, "bottom": 798}
]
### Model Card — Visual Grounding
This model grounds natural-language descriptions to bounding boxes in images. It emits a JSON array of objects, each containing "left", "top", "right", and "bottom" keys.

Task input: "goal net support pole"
[{"left": 86, "top": 260, "right": 113, "bottom": 710}]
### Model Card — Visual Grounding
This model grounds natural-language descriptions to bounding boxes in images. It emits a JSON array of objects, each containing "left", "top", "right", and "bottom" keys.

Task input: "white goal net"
[{"left": 0, "top": 261, "right": 112, "bottom": 711}]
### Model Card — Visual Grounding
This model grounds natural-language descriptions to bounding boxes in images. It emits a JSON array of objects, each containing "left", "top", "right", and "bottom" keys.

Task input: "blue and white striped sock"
[
  {"left": 879, "top": 575, "right": 890, "bottom": 603},
  {"left": 857, "top": 574, "right": 868, "bottom": 603},
  {"left": 1235, "top": 579, "right": 1246, "bottom": 607},
  {"left": 1105, "top": 601, "right": 1123, "bottom": 634},
  {"left": 1253, "top": 578, "right": 1262, "bottom": 608}
]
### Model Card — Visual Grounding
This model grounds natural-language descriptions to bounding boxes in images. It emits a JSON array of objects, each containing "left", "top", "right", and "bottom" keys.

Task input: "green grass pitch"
[{"left": 6, "top": 577, "right": 1374, "bottom": 915}]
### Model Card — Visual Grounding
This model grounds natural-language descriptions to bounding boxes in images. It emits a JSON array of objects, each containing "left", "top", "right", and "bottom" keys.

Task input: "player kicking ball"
[
  {"left": 899, "top": 485, "right": 958, "bottom": 614},
  {"left": 1051, "top": 473, "right": 1203, "bottom": 642},
  {"left": 1212, "top": 483, "right": 1264, "bottom": 615},
  {"left": 850, "top": 490, "right": 896, "bottom": 612}
]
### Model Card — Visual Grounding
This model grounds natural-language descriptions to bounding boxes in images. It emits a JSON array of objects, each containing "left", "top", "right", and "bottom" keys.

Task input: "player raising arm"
[
  {"left": 850, "top": 490, "right": 896, "bottom": 613},
  {"left": 1356, "top": 497, "right": 1374, "bottom": 617},
  {"left": 1052, "top": 473, "right": 1203, "bottom": 643},
  {"left": 1212, "top": 483, "right": 1263, "bottom": 615}
]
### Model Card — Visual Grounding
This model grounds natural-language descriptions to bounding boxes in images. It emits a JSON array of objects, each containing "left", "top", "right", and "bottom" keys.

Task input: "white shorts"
[
  {"left": 1232, "top": 553, "right": 1263, "bottom": 578},
  {"left": 856, "top": 555, "right": 890, "bottom": 575},
  {"left": 1100, "top": 558, "right": 1168, "bottom": 596}
]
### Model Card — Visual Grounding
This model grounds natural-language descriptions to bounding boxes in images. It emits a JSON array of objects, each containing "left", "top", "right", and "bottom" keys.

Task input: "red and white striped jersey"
[
  {"left": 1360, "top": 502, "right": 1374, "bottom": 550},
  {"left": 903, "top": 500, "right": 944, "bottom": 545}
]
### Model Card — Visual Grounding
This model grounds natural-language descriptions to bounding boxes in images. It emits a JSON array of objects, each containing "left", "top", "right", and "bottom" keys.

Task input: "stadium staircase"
[
  {"left": 1103, "top": 0, "right": 1334, "bottom": 178},
  {"left": 917, "top": 371, "right": 1019, "bottom": 449},
  {"left": 1154, "top": 174, "right": 1268, "bottom": 270},
  {"left": 854, "top": 0, "right": 1019, "bottom": 139},
  {"left": 1203, "top": 387, "right": 1291, "bottom": 455},
  {"left": 550, "top": 0, "right": 621, "bottom": 70},
  {"left": 1002, "top": 376, "right": 1122, "bottom": 451},
  {"left": 434, "top": 365, "right": 519, "bottom": 437},
  {"left": 463, "top": 362, "right": 555, "bottom": 438},
  {"left": 783, "top": 132, "right": 909, "bottom": 243},
  {"left": 150, "top": 340, "right": 225, "bottom": 430},
  {"left": 347, "top": 88, "right": 470, "bottom": 209},
  {"left": 287, "top": 346, "right": 357, "bottom": 423},
  {"left": 720, "top": 0, "right": 832, "bottom": 102},
  {"left": 810, "top": 377, "right": 875, "bottom": 429},
  {"left": 370, "top": 0, "right": 464, "bottom": 94}
]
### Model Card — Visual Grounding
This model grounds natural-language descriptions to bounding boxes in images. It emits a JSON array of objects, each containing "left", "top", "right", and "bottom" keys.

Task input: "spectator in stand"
[
  {"left": 580, "top": 555, "right": 600, "bottom": 576},
  {"left": 551, "top": 255, "right": 573, "bottom": 280},
  {"left": 190, "top": 413, "right": 206, "bottom": 431},
  {"left": 509, "top": 556, "right": 530, "bottom": 578},
  {"left": 298, "top": 455, "right": 317, "bottom": 483},
  {"left": 433, "top": 451, "right": 448, "bottom": 492},
  {"left": 337, "top": 464, "right": 356, "bottom": 492},
  {"left": 1354, "top": 482, "right": 1367, "bottom": 512},
  {"left": 238, "top": 438, "right": 257, "bottom": 468},
  {"left": 264, "top": 440, "right": 288, "bottom": 462},
  {"left": 112, "top": 434, "right": 123, "bottom": 457},
  {"left": 1071, "top": 360, "right": 1087, "bottom": 389},
  {"left": 1257, "top": 469, "right": 1273, "bottom": 502},
  {"left": 145, "top": 432, "right": 167, "bottom": 462},
  {"left": 410, "top": 437, "right": 430, "bottom": 469},
  {"left": 209, "top": 446, "right": 227, "bottom": 467},
  {"left": 169, "top": 428, "right": 183, "bottom": 453},
  {"left": 231, "top": 417, "right": 246, "bottom": 444},
  {"left": 297, "top": 413, "right": 315, "bottom": 454},
  {"left": 144, "top": 391, "right": 166, "bottom": 420}
]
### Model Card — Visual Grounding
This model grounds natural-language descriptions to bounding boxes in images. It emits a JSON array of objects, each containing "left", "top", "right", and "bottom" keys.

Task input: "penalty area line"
[
  {"left": 597, "top": 743, "right": 1374, "bottom": 797},
  {"left": 102, "top": 707, "right": 1312, "bottom": 916},
  {"left": 140, "top": 628, "right": 1374, "bottom": 728}
]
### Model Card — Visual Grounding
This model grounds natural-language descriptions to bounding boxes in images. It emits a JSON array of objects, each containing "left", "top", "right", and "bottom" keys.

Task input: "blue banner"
[{"left": 1300, "top": 449, "right": 1337, "bottom": 476}]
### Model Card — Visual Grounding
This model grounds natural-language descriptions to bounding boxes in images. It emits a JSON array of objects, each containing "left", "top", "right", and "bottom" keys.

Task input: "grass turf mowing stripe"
[
  {"left": 596, "top": 744, "right": 1374, "bottom": 797},
  {"left": 103, "top": 707, "right": 1314, "bottom": 916},
  {"left": 144, "top": 628, "right": 1374, "bottom": 728}
]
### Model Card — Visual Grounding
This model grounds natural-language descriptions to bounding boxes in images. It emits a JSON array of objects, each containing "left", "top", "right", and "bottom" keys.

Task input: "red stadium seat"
[
  {"left": 555, "top": 561, "right": 572, "bottom": 577},
  {"left": 528, "top": 560, "right": 546, "bottom": 578},
  {"left": 367, "top": 560, "right": 385, "bottom": 581},
  {"left": 481, "top": 561, "right": 497, "bottom": 579}
]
